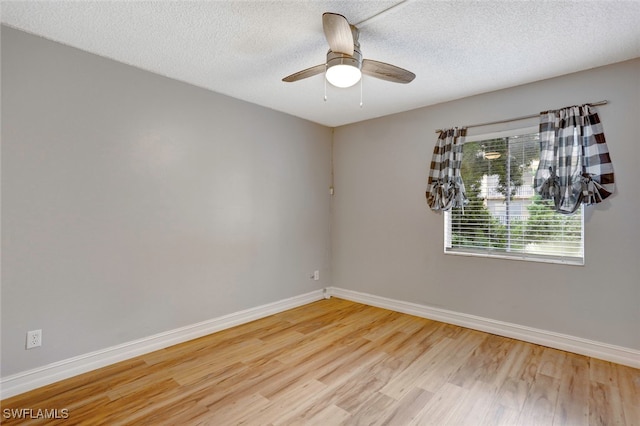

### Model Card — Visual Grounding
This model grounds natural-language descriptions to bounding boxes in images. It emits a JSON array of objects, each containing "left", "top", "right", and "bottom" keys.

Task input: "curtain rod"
[{"left": 434, "top": 100, "right": 608, "bottom": 133}]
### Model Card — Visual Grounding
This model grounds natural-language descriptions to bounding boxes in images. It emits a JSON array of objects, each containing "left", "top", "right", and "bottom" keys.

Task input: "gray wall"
[
  {"left": 1, "top": 27, "right": 332, "bottom": 376},
  {"left": 331, "top": 58, "right": 640, "bottom": 351}
]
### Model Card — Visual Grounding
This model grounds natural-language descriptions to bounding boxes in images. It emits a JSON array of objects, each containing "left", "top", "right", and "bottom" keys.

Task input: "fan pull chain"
[
  {"left": 324, "top": 75, "right": 327, "bottom": 101},
  {"left": 360, "top": 77, "right": 363, "bottom": 108}
]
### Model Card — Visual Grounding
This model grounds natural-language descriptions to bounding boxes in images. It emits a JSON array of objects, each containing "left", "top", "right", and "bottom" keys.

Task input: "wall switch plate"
[{"left": 26, "top": 329, "right": 42, "bottom": 349}]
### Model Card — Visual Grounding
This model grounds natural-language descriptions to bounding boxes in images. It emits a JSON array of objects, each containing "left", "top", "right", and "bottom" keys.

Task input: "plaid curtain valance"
[
  {"left": 426, "top": 127, "right": 468, "bottom": 212},
  {"left": 534, "top": 104, "right": 615, "bottom": 214}
]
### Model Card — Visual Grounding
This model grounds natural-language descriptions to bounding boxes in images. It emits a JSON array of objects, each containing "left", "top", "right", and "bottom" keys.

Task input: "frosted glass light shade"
[{"left": 326, "top": 64, "right": 362, "bottom": 88}]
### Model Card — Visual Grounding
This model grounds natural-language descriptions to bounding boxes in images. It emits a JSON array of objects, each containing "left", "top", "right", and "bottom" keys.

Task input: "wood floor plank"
[
  {"left": 615, "top": 363, "right": 640, "bottom": 425},
  {"left": 412, "top": 382, "right": 469, "bottom": 425},
  {"left": 589, "top": 382, "right": 627, "bottom": 426},
  {"left": 283, "top": 403, "right": 351, "bottom": 426},
  {"left": 553, "top": 353, "right": 589, "bottom": 426},
  {"left": 377, "top": 322, "right": 472, "bottom": 400},
  {"left": 196, "top": 359, "right": 288, "bottom": 409},
  {"left": 377, "top": 387, "right": 434, "bottom": 426},
  {"left": 481, "top": 403, "right": 522, "bottom": 426},
  {"left": 316, "top": 340, "right": 388, "bottom": 386},
  {"left": 341, "top": 390, "right": 397, "bottom": 426},
  {"left": 415, "top": 329, "right": 487, "bottom": 394},
  {"left": 539, "top": 347, "right": 568, "bottom": 379},
  {"left": 495, "top": 376, "right": 531, "bottom": 413},
  {"left": 518, "top": 344, "right": 547, "bottom": 385},
  {"left": 589, "top": 357, "right": 618, "bottom": 385},
  {"left": 362, "top": 311, "right": 432, "bottom": 342},
  {"left": 332, "top": 374, "right": 386, "bottom": 415},
  {"left": 448, "top": 333, "right": 513, "bottom": 389},
  {"left": 2, "top": 298, "right": 638, "bottom": 425},
  {"left": 248, "top": 379, "right": 328, "bottom": 426},
  {"left": 516, "top": 374, "right": 560, "bottom": 426},
  {"left": 369, "top": 341, "right": 416, "bottom": 386},
  {"left": 438, "top": 380, "right": 496, "bottom": 425},
  {"left": 379, "top": 335, "right": 454, "bottom": 399},
  {"left": 500, "top": 340, "right": 536, "bottom": 382}
]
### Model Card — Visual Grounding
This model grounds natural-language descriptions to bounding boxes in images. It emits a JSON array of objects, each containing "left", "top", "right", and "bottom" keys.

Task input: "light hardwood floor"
[{"left": 2, "top": 298, "right": 639, "bottom": 425}]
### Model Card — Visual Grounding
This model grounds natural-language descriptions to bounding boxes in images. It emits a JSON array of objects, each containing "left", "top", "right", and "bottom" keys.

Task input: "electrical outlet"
[
  {"left": 313, "top": 270, "right": 320, "bottom": 281},
  {"left": 26, "top": 329, "right": 42, "bottom": 349}
]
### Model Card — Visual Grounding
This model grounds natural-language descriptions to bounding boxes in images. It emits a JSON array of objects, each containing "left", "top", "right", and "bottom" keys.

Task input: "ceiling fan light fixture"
[{"left": 326, "top": 64, "right": 361, "bottom": 88}]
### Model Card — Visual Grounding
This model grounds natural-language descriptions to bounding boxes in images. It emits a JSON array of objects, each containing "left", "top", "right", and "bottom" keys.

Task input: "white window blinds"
[{"left": 444, "top": 129, "right": 584, "bottom": 265}]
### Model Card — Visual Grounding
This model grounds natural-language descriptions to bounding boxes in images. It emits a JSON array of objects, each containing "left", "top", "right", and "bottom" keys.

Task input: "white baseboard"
[
  {"left": 0, "top": 290, "right": 325, "bottom": 400},
  {"left": 326, "top": 287, "right": 640, "bottom": 369}
]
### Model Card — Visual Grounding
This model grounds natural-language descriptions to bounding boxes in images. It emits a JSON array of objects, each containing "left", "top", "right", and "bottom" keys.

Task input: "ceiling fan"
[{"left": 282, "top": 12, "right": 416, "bottom": 88}]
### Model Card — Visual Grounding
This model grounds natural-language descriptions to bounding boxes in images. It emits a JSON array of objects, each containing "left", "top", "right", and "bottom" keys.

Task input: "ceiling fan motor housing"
[{"left": 326, "top": 47, "right": 362, "bottom": 70}]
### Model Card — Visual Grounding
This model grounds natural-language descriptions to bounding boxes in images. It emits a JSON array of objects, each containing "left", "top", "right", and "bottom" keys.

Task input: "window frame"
[{"left": 443, "top": 126, "right": 585, "bottom": 266}]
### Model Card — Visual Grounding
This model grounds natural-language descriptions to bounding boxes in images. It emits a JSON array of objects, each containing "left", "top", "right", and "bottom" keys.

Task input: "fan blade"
[
  {"left": 282, "top": 64, "right": 326, "bottom": 83},
  {"left": 362, "top": 59, "right": 415, "bottom": 84},
  {"left": 322, "top": 13, "right": 354, "bottom": 55}
]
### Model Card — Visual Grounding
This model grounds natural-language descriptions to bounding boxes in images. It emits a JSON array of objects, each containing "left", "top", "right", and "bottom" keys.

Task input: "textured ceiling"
[{"left": 2, "top": 1, "right": 639, "bottom": 127}]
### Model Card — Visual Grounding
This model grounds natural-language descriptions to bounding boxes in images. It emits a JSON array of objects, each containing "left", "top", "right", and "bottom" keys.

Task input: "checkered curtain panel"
[
  {"left": 426, "top": 127, "right": 468, "bottom": 212},
  {"left": 534, "top": 104, "right": 615, "bottom": 214}
]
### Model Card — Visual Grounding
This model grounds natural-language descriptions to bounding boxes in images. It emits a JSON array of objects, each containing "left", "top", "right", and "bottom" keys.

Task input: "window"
[{"left": 444, "top": 127, "right": 584, "bottom": 265}]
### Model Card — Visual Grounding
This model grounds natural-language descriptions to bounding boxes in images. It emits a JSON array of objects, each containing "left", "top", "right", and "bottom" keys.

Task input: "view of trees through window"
[{"left": 445, "top": 132, "right": 584, "bottom": 263}]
